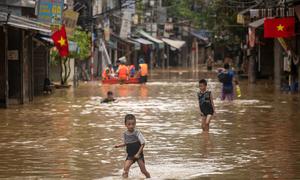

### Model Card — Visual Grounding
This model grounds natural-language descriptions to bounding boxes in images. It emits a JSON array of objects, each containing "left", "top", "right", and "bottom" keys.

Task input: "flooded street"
[{"left": 1, "top": 68, "right": 300, "bottom": 179}]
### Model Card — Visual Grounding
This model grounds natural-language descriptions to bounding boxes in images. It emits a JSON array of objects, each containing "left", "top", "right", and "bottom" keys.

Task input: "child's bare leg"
[
  {"left": 205, "top": 115, "right": 213, "bottom": 131},
  {"left": 201, "top": 117, "right": 206, "bottom": 131},
  {"left": 137, "top": 159, "right": 150, "bottom": 178},
  {"left": 122, "top": 160, "right": 133, "bottom": 178}
]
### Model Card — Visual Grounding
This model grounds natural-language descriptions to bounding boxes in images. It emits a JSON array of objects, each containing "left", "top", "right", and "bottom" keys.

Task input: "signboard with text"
[
  {"left": 122, "top": 0, "right": 135, "bottom": 15},
  {"left": 8, "top": 50, "right": 19, "bottom": 61},
  {"left": 62, "top": 9, "right": 79, "bottom": 36},
  {"left": 120, "top": 11, "right": 132, "bottom": 38},
  {"left": 38, "top": 0, "right": 64, "bottom": 25}
]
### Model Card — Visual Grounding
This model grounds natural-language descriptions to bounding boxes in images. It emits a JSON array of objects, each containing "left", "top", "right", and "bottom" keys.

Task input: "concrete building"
[{"left": 238, "top": 0, "right": 300, "bottom": 92}]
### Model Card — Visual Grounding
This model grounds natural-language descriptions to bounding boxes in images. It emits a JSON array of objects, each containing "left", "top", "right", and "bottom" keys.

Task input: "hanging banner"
[
  {"left": 122, "top": 0, "right": 135, "bottom": 15},
  {"left": 38, "top": 0, "right": 64, "bottom": 25},
  {"left": 104, "top": 27, "right": 110, "bottom": 41},
  {"left": 62, "top": 9, "right": 79, "bottom": 36},
  {"left": 120, "top": 11, "right": 132, "bottom": 38},
  {"left": 248, "top": 27, "right": 256, "bottom": 48}
]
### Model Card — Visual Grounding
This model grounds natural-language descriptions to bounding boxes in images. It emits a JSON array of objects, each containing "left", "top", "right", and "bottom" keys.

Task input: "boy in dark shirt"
[
  {"left": 114, "top": 114, "right": 150, "bottom": 178},
  {"left": 198, "top": 79, "right": 215, "bottom": 132}
]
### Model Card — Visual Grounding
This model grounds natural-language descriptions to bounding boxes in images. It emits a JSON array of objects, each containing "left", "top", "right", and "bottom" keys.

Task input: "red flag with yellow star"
[
  {"left": 264, "top": 17, "right": 295, "bottom": 38},
  {"left": 51, "top": 25, "right": 69, "bottom": 57}
]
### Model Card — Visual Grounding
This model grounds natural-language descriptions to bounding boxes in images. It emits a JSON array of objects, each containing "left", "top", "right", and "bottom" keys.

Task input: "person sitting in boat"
[
  {"left": 102, "top": 68, "right": 110, "bottom": 80},
  {"left": 102, "top": 64, "right": 115, "bottom": 80},
  {"left": 139, "top": 58, "right": 148, "bottom": 84},
  {"left": 118, "top": 61, "right": 129, "bottom": 82},
  {"left": 129, "top": 65, "right": 136, "bottom": 78},
  {"left": 101, "top": 91, "right": 116, "bottom": 103}
]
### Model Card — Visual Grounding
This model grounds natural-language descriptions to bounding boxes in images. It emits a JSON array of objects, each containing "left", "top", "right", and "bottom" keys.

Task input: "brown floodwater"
[{"left": 0, "top": 68, "right": 300, "bottom": 179}]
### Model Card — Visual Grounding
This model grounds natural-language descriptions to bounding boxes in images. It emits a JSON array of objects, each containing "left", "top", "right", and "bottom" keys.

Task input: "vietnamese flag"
[
  {"left": 51, "top": 25, "right": 69, "bottom": 57},
  {"left": 264, "top": 17, "right": 295, "bottom": 38}
]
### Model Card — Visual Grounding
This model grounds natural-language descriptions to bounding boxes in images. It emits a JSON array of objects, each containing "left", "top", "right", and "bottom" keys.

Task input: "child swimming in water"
[{"left": 101, "top": 91, "right": 116, "bottom": 103}]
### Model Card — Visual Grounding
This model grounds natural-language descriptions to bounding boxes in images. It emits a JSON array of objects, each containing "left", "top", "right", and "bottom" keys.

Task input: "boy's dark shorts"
[{"left": 126, "top": 153, "right": 144, "bottom": 163}]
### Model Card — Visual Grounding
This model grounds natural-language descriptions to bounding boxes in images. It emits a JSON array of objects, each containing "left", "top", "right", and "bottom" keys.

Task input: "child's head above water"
[
  {"left": 125, "top": 114, "right": 136, "bottom": 132},
  {"left": 107, "top": 91, "right": 113, "bottom": 96},
  {"left": 107, "top": 91, "right": 114, "bottom": 99},
  {"left": 199, "top": 79, "right": 207, "bottom": 92}
]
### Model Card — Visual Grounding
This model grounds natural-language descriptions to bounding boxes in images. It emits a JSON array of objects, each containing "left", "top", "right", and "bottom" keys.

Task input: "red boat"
[{"left": 102, "top": 78, "right": 141, "bottom": 84}]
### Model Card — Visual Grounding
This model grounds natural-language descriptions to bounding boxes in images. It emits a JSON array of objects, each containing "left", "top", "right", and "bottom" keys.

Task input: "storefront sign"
[
  {"left": 249, "top": 8, "right": 294, "bottom": 18},
  {"left": 237, "top": 14, "right": 245, "bottom": 24},
  {"left": 8, "top": 50, "right": 19, "bottom": 60},
  {"left": 120, "top": 11, "right": 132, "bottom": 38},
  {"left": 38, "top": 0, "right": 64, "bottom": 25},
  {"left": 62, "top": 9, "right": 79, "bottom": 36},
  {"left": 93, "top": 0, "right": 103, "bottom": 16}
]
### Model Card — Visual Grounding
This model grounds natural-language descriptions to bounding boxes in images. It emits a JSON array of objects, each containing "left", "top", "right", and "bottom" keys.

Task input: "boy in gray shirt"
[{"left": 114, "top": 114, "right": 151, "bottom": 178}]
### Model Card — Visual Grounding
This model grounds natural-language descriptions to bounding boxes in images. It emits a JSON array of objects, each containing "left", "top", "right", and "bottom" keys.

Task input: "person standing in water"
[
  {"left": 139, "top": 58, "right": 148, "bottom": 84},
  {"left": 114, "top": 114, "right": 151, "bottom": 178},
  {"left": 198, "top": 79, "right": 215, "bottom": 132},
  {"left": 217, "top": 63, "right": 237, "bottom": 101}
]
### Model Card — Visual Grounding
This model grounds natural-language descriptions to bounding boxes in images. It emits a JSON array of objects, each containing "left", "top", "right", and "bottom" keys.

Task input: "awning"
[
  {"left": 126, "top": 39, "right": 141, "bottom": 50},
  {"left": 0, "top": 0, "right": 36, "bottom": 8},
  {"left": 190, "top": 31, "right": 209, "bottom": 42},
  {"left": 249, "top": 18, "right": 264, "bottom": 28},
  {"left": 0, "top": 12, "right": 51, "bottom": 34},
  {"left": 162, "top": 38, "right": 186, "bottom": 49},
  {"left": 138, "top": 30, "right": 164, "bottom": 48},
  {"left": 111, "top": 32, "right": 141, "bottom": 50},
  {"left": 131, "top": 38, "right": 153, "bottom": 45}
]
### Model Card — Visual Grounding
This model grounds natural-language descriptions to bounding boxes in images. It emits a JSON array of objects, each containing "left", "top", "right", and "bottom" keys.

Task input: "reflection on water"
[{"left": 0, "top": 69, "right": 300, "bottom": 179}]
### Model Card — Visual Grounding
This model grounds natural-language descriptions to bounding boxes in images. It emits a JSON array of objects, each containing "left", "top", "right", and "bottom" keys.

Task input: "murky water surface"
[{"left": 0, "top": 69, "right": 300, "bottom": 179}]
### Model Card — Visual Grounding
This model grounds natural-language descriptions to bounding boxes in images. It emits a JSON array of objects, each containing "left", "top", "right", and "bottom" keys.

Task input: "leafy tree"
[
  {"left": 69, "top": 28, "right": 92, "bottom": 60},
  {"left": 163, "top": 0, "right": 244, "bottom": 45}
]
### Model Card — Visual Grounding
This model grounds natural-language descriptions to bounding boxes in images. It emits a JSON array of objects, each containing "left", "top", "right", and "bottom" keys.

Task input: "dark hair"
[
  {"left": 107, "top": 91, "right": 113, "bottom": 96},
  {"left": 199, "top": 79, "right": 207, "bottom": 86},
  {"left": 224, "top": 63, "right": 230, "bottom": 69},
  {"left": 125, "top": 114, "right": 136, "bottom": 124}
]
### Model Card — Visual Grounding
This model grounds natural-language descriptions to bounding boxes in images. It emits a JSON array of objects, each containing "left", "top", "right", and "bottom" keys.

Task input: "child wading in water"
[
  {"left": 197, "top": 79, "right": 215, "bottom": 132},
  {"left": 114, "top": 114, "right": 151, "bottom": 178}
]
